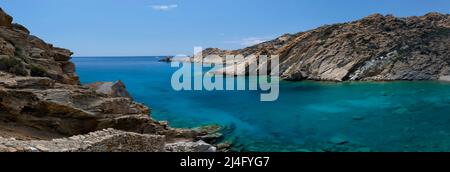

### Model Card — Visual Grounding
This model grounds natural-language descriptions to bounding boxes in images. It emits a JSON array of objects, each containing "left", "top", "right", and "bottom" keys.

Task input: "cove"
[{"left": 73, "top": 56, "right": 450, "bottom": 152}]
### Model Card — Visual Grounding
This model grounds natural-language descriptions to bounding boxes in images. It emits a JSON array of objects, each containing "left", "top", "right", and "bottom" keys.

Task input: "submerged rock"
[
  {"left": 192, "top": 125, "right": 224, "bottom": 143},
  {"left": 329, "top": 136, "right": 349, "bottom": 145},
  {"left": 216, "top": 142, "right": 232, "bottom": 152},
  {"left": 352, "top": 115, "right": 365, "bottom": 121}
]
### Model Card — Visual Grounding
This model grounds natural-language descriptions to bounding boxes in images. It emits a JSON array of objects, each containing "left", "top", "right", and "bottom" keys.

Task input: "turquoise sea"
[{"left": 73, "top": 56, "right": 450, "bottom": 152}]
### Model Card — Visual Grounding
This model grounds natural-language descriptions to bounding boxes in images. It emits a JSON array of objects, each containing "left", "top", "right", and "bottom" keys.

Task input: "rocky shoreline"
[
  {"left": 2, "top": 7, "right": 449, "bottom": 152},
  {"left": 178, "top": 13, "right": 449, "bottom": 82},
  {"left": 0, "top": 8, "right": 223, "bottom": 152},
  {"left": 0, "top": 128, "right": 223, "bottom": 152}
]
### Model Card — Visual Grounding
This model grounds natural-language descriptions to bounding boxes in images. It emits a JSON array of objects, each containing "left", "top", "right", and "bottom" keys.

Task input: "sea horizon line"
[{"left": 73, "top": 55, "right": 175, "bottom": 58}]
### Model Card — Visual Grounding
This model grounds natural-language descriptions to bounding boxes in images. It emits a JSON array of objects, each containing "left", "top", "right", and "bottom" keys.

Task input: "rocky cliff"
[
  {"left": 197, "top": 13, "right": 450, "bottom": 81},
  {"left": 0, "top": 8, "right": 219, "bottom": 152}
]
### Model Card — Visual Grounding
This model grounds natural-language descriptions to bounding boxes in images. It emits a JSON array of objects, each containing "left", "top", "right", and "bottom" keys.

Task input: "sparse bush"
[
  {"left": 435, "top": 27, "right": 450, "bottom": 36},
  {"left": 14, "top": 47, "right": 31, "bottom": 63},
  {"left": 14, "top": 47, "right": 24, "bottom": 58},
  {"left": 0, "top": 57, "right": 28, "bottom": 76},
  {"left": 30, "top": 65, "right": 48, "bottom": 77},
  {"left": 424, "top": 27, "right": 450, "bottom": 38}
]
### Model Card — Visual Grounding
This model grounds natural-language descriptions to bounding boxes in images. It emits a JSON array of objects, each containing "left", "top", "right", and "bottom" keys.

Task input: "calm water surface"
[{"left": 73, "top": 56, "right": 450, "bottom": 152}]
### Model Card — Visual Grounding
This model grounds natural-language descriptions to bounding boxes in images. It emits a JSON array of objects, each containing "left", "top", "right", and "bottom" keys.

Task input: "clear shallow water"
[{"left": 73, "top": 56, "right": 450, "bottom": 152}]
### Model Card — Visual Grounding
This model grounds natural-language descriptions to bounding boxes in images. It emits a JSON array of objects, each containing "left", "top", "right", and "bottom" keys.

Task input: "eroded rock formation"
[
  {"left": 0, "top": 128, "right": 166, "bottom": 152},
  {"left": 194, "top": 13, "right": 450, "bottom": 81},
  {"left": 0, "top": 8, "right": 219, "bottom": 152}
]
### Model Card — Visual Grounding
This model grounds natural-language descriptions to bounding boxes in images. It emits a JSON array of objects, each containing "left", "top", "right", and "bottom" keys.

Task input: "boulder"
[
  {"left": 165, "top": 140, "right": 217, "bottom": 152},
  {"left": 52, "top": 47, "right": 73, "bottom": 61},
  {"left": 86, "top": 80, "right": 132, "bottom": 99},
  {"left": 12, "top": 23, "right": 30, "bottom": 34}
]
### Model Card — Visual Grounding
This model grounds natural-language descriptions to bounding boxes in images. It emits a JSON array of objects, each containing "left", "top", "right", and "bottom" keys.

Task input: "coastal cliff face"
[
  {"left": 198, "top": 13, "right": 450, "bottom": 81},
  {"left": 0, "top": 8, "right": 218, "bottom": 152},
  {"left": 0, "top": 10, "right": 79, "bottom": 85}
]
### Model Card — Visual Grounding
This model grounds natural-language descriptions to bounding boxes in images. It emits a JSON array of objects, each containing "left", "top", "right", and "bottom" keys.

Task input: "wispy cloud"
[
  {"left": 225, "top": 37, "right": 271, "bottom": 47},
  {"left": 151, "top": 4, "right": 178, "bottom": 11},
  {"left": 240, "top": 37, "right": 269, "bottom": 46}
]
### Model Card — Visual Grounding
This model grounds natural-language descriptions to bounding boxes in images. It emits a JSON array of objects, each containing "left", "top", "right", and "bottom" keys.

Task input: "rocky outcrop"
[
  {"left": 196, "top": 13, "right": 450, "bottom": 81},
  {"left": 158, "top": 56, "right": 174, "bottom": 63},
  {"left": 165, "top": 140, "right": 217, "bottom": 152},
  {"left": 0, "top": 129, "right": 166, "bottom": 152},
  {"left": 0, "top": 128, "right": 219, "bottom": 152},
  {"left": 1, "top": 75, "right": 145, "bottom": 135},
  {"left": 0, "top": 8, "right": 79, "bottom": 84},
  {"left": 86, "top": 80, "right": 132, "bottom": 99},
  {"left": 0, "top": 70, "right": 216, "bottom": 145},
  {"left": 0, "top": 8, "right": 12, "bottom": 29},
  {"left": 0, "top": 8, "right": 220, "bottom": 152}
]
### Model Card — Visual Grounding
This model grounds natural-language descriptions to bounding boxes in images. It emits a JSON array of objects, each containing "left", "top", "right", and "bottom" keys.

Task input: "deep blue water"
[{"left": 73, "top": 56, "right": 450, "bottom": 152}]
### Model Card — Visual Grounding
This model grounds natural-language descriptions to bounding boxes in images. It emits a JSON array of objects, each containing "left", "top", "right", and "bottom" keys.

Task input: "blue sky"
[{"left": 0, "top": 0, "right": 449, "bottom": 56}]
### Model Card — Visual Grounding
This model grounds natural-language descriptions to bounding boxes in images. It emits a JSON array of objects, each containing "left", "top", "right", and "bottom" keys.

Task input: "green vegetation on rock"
[
  {"left": 0, "top": 57, "right": 28, "bottom": 76},
  {"left": 30, "top": 65, "right": 48, "bottom": 77}
]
